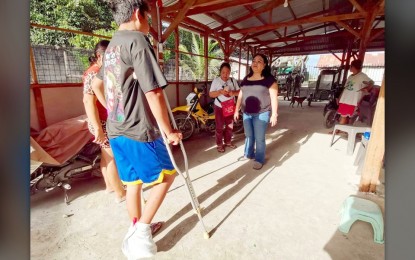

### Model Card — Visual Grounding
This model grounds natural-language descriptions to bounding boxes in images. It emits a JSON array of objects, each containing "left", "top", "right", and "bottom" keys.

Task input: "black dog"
[{"left": 290, "top": 96, "right": 307, "bottom": 107}]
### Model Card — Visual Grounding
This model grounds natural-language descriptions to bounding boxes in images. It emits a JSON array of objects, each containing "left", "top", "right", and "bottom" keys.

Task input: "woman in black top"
[{"left": 234, "top": 54, "right": 279, "bottom": 170}]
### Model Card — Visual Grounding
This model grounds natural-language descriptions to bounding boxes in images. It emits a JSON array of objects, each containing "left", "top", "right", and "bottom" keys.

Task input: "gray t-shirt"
[
  {"left": 97, "top": 30, "right": 168, "bottom": 142},
  {"left": 240, "top": 75, "right": 276, "bottom": 114}
]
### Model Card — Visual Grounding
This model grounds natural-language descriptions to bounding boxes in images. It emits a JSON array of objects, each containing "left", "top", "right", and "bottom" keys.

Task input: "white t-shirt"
[
  {"left": 339, "top": 72, "right": 371, "bottom": 106},
  {"left": 210, "top": 77, "right": 240, "bottom": 108}
]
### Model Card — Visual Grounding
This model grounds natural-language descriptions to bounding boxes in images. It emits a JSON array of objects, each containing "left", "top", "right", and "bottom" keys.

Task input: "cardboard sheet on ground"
[{"left": 30, "top": 115, "right": 93, "bottom": 173}]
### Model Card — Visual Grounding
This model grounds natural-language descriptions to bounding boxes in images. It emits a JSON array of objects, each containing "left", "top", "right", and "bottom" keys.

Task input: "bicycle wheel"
[
  {"left": 324, "top": 110, "right": 337, "bottom": 129},
  {"left": 173, "top": 114, "right": 195, "bottom": 140}
]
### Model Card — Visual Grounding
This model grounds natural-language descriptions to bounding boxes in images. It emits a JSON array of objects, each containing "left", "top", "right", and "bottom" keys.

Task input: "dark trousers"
[{"left": 214, "top": 105, "right": 234, "bottom": 146}]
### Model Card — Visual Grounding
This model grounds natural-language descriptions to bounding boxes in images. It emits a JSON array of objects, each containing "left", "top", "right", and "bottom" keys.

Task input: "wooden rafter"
[
  {"left": 287, "top": 4, "right": 305, "bottom": 37},
  {"left": 206, "top": 12, "right": 228, "bottom": 25},
  {"left": 329, "top": 50, "right": 342, "bottom": 62},
  {"left": 204, "top": 12, "right": 244, "bottom": 42},
  {"left": 162, "top": 0, "right": 197, "bottom": 42},
  {"left": 249, "top": 30, "right": 355, "bottom": 45},
  {"left": 149, "top": 1, "right": 160, "bottom": 41},
  {"left": 369, "top": 28, "right": 384, "bottom": 42},
  {"left": 322, "top": 0, "right": 326, "bottom": 33},
  {"left": 163, "top": 17, "right": 205, "bottom": 35},
  {"left": 239, "top": 10, "right": 328, "bottom": 41},
  {"left": 214, "top": 0, "right": 285, "bottom": 31},
  {"left": 266, "top": 31, "right": 359, "bottom": 54},
  {"left": 347, "top": 0, "right": 366, "bottom": 14},
  {"left": 336, "top": 20, "right": 361, "bottom": 38},
  {"left": 248, "top": 23, "right": 329, "bottom": 47},
  {"left": 283, "top": 23, "right": 333, "bottom": 39},
  {"left": 358, "top": 1, "right": 384, "bottom": 60},
  {"left": 161, "top": 0, "right": 224, "bottom": 14},
  {"left": 230, "top": 34, "right": 250, "bottom": 50},
  {"left": 31, "top": 23, "right": 111, "bottom": 39},
  {"left": 204, "top": 11, "right": 265, "bottom": 54},
  {"left": 226, "top": 12, "right": 366, "bottom": 35},
  {"left": 372, "top": 17, "right": 383, "bottom": 29},
  {"left": 244, "top": 5, "right": 288, "bottom": 45},
  {"left": 182, "top": 17, "right": 213, "bottom": 33},
  {"left": 213, "top": 30, "right": 226, "bottom": 55},
  {"left": 333, "top": 23, "right": 341, "bottom": 32},
  {"left": 162, "top": 0, "right": 268, "bottom": 16}
]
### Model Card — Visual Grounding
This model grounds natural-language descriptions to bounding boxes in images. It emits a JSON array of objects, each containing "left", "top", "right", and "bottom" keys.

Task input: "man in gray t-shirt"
[
  {"left": 97, "top": 30, "right": 167, "bottom": 142},
  {"left": 90, "top": 1, "right": 182, "bottom": 258}
]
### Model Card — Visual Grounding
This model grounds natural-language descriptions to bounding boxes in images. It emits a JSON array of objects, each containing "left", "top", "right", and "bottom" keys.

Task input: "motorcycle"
[
  {"left": 30, "top": 115, "right": 101, "bottom": 204},
  {"left": 171, "top": 84, "right": 244, "bottom": 141}
]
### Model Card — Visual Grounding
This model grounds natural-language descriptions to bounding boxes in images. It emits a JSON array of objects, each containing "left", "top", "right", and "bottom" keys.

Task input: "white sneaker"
[{"left": 122, "top": 222, "right": 157, "bottom": 259}]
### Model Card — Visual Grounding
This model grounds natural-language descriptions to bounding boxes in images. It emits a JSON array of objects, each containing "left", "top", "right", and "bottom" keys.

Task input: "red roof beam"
[
  {"left": 226, "top": 12, "right": 367, "bottom": 35},
  {"left": 161, "top": 0, "right": 269, "bottom": 16},
  {"left": 214, "top": 0, "right": 285, "bottom": 31}
]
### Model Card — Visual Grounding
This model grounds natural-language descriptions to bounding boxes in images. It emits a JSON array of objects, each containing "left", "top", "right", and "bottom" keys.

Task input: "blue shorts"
[{"left": 109, "top": 136, "right": 176, "bottom": 185}]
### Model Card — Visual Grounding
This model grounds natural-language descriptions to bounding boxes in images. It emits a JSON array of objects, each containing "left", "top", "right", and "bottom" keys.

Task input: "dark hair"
[
  {"left": 350, "top": 59, "right": 363, "bottom": 70},
  {"left": 88, "top": 40, "right": 110, "bottom": 65},
  {"left": 247, "top": 53, "right": 272, "bottom": 78},
  {"left": 219, "top": 62, "right": 231, "bottom": 73},
  {"left": 105, "top": 0, "right": 149, "bottom": 26}
]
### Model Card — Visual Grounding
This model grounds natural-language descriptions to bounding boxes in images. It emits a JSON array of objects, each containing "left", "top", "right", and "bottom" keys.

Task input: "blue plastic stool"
[{"left": 339, "top": 196, "right": 384, "bottom": 244}]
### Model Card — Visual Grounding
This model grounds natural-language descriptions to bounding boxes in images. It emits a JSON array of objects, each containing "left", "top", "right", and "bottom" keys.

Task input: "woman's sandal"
[
  {"left": 225, "top": 143, "right": 237, "bottom": 149},
  {"left": 150, "top": 222, "right": 163, "bottom": 235},
  {"left": 217, "top": 145, "right": 225, "bottom": 153}
]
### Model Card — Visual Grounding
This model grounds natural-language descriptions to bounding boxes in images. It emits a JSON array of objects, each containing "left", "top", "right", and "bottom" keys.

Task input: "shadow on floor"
[{"left": 156, "top": 128, "right": 310, "bottom": 252}]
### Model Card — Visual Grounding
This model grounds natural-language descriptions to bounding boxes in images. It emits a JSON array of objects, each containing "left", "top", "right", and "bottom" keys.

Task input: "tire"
[
  {"left": 233, "top": 115, "right": 244, "bottom": 134},
  {"left": 323, "top": 104, "right": 328, "bottom": 116},
  {"left": 324, "top": 110, "right": 337, "bottom": 129},
  {"left": 173, "top": 114, "right": 194, "bottom": 140}
]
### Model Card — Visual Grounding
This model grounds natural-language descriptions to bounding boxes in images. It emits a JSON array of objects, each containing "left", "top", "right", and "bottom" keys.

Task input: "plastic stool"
[
  {"left": 339, "top": 196, "right": 384, "bottom": 244},
  {"left": 330, "top": 125, "right": 371, "bottom": 155}
]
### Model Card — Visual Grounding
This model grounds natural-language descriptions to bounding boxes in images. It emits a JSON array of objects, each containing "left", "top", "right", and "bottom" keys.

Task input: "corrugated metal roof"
[
  {"left": 188, "top": 14, "right": 220, "bottom": 29},
  {"left": 159, "top": 0, "right": 384, "bottom": 57},
  {"left": 215, "top": 6, "right": 251, "bottom": 23},
  {"left": 290, "top": 0, "right": 325, "bottom": 17}
]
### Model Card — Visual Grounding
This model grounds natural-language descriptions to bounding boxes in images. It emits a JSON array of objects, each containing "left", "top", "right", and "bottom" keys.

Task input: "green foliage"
[
  {"left": 163, "top": 50, "right": 173, "bottom": 62},
  {"left": 30, "top": 0, "right": 114, "bottom": 47},
  {"left": 178, "top": 32, "right": 222, "bottom": 80}
]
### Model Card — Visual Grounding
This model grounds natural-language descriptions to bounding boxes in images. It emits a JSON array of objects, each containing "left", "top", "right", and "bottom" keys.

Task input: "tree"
[
  {"left": 30, "top": 0, "right": 114, "bottom": 47},
  {"left": 178, "top": 32, "right": 223, "bottom": 80}
]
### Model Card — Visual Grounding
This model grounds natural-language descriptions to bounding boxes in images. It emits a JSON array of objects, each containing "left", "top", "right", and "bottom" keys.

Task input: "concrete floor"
[{"left": 30, "top": 97, "right": 385, "bottom": 260}]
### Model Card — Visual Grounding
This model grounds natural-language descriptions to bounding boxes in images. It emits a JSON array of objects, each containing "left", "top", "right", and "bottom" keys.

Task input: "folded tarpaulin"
[{"left": 33, "top": 115, "right": 94, "bottom": 165}]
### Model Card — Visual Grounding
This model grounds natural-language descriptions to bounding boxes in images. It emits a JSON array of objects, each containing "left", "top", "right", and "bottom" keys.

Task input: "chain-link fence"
[{"left": 31, "top": 45, "right": 93, "bottom": 84}]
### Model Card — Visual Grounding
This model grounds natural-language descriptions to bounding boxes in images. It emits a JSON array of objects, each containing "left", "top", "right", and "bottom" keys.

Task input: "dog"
[{"left": 290, "top": 96, "right": 307, "bottom": 107}]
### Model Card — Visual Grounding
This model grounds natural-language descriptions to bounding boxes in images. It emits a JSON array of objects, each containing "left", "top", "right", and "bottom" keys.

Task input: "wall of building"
[{"left": 30, "top": 88, "right": 85, "bottom": 131}]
